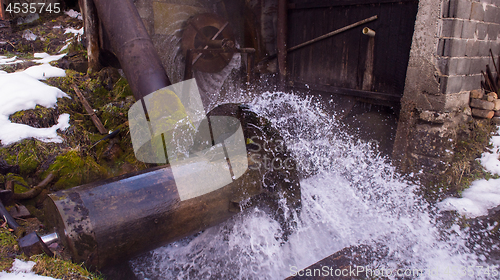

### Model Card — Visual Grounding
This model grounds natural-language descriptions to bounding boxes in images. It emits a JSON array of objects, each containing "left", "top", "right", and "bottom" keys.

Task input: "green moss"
[
  {"left": 43, "top": 150, "right": 108, "bottom": 190},
  {"left": 8, "top": 139, "right": 55, "bottom": 177},
  {"left": 30, "top": 255, "right": 105, "bottom": 280},
  {"left": 111, "top": 78, "right": 134, "bottom": 99},
  {"left": 420, "top": 118, "right": 497, "bottom": 202},
  {"left": 6, "top": 174, "right": 30, "bottom": 194},
  {"left": 0, "top": 228, "right": 18, "bottom": 271}
]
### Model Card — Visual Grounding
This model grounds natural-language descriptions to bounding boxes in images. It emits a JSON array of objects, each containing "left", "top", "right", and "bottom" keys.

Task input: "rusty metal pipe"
[
  {"left": 92, "top": 0, "right": 171, "bottom": 100},
  {"left": 44, "top": 104, "right": 301, "bottom": 270}
]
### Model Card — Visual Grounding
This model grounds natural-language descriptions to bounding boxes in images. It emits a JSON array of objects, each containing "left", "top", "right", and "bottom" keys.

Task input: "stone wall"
[{"left": 393, "top": 0, "right": 500, "bottom": 183}]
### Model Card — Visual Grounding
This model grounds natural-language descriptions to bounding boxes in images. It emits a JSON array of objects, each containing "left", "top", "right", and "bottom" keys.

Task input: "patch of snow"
[
  {"left": 440, "top": 178, "right": 500, "bottom": 218},
  {"left": 64, "top": 27, "right": 83, "bottom": 36},
  {"left": 33, "top": 53, "right": 66, "bottom": 64},
  {"left": 52, "top": 25, "right": 62, "bottom": 29},
  {"left": 58, "top": 42, "right": 71, "bottom": 53},
  {"left": 65, "top": 9, "right": 82, "bottom": 20},
  {"left": 0, "top": 71, "right": 67, "bottom": 116},
  {"left": 22, "top": 30, "right": 37, "bottom": 41},
  {"left": 23, "top": 64, "right": 66, "bottom": 80},
  {"left": 0, "top": 61, "right": 70, "bottom": 145},
  {"left": 0, "top": 113, "right": 70, "bottom": 145},
  {"left": 480, "top": 129, "right": 500, "bottom": 175},
  {"left": 0, "top": 259, "right": 61, "bottom": 280},
  {"left": 440, "top": 126, "right": 500, "bottom": 218},
  {"left": 0, "top": 56, "right": 23, "bottom": 65}
]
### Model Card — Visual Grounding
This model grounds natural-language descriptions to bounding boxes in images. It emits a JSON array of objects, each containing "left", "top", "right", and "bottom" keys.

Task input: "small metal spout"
[
  {"left": 362, "top": 27, "right": 376, "bottom": 37},
  {"left": 41, "top": 232, "right": 59, "bottom": 245}
]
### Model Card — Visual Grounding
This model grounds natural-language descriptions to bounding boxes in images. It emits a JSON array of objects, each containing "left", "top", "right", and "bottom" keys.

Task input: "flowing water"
[{"left": 130, "top": 91, "right": 497, "bottom": 279}]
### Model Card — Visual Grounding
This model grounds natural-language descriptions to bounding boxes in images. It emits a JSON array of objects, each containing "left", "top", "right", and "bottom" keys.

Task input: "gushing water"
[{"left": 131, "top": 92, "right": 493, "bottom": 279}]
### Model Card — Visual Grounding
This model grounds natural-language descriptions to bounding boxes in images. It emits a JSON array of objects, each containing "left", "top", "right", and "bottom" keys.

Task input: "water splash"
[{"left": 131, "top": 91, "right": 493, "bottom": 279}]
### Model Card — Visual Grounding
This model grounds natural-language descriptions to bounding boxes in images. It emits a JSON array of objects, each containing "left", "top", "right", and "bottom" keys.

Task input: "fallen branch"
[
  {"left": 12, "top": 172, "right": 55, "bottom": 200},
  {"left": 72, "top": 86, "right": 108, "bottom": 134}
]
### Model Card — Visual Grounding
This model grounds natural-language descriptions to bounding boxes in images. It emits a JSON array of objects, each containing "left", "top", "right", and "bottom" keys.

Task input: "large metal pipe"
[
  {"left": 92, "top": 0, "right": 171, "bottom": 100},
  {"left": 44, "top": 104, "right": 301, "bottom": 269}
]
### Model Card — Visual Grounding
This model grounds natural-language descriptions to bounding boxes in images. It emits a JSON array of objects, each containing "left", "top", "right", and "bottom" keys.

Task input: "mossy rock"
[
  {"left": 9, "top": 105, "right": 60, "bottom": 128},
  {"left": 5, "top": 139, "right": 58, "bottom": 177},
  {"left": 6, "top": 174, "right": 30, "bottom": 194},
  {"left": 43, "top": 150, "right": 108, "bottom": 190}
]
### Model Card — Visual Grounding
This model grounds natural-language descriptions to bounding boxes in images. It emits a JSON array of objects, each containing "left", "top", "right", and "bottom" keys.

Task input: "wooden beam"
[
  {"left": 292, "top": 82, "right": 401, "bottom": 105},
  {"left": 277, "top": 0, "right": 288, "bottom": 90},
  {"left": 288, "top": 0, "right": 418, "bottom": 10}
]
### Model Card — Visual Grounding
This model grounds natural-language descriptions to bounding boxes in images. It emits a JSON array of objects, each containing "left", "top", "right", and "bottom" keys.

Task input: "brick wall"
[
  {"left": 393, "top": 0, "right": 500, "bottom": 181},
  {"left": 438, "top": 0, "right": 500, "bottom": 94}
]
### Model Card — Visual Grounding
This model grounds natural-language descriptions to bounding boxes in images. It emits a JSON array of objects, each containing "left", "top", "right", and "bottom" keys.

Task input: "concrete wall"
[{"left": 393, "top": 0, "right": 500, "bottom": 180}]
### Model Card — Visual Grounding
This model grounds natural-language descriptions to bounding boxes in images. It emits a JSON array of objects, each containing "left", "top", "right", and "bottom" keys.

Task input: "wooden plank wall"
[{"left": 287, "top": 0, "right": 419, "bottom": 99}]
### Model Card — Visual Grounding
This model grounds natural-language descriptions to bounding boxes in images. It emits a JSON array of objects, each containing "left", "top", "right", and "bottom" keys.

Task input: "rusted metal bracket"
[{"left": 184, "top": 47, "right": 256, "bottom": 84}]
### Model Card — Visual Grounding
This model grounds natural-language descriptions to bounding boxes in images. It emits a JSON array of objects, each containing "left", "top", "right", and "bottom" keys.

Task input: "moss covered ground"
[{"left": 1, "top": 10, "right": 152, "bottom": 279}]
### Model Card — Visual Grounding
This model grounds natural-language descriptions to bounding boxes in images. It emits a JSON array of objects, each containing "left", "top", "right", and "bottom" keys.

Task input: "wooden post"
[
  {"left": 277, "top": 0, "right": 287, "bottom": 90},
  {"left": 80, "top": 0, "right": 102, "bottom": 73},
  {"left": 362, "top": 35, "right": 375, "bottom": 91},
  {"left": 73, "top": 86, "right": 108, "bottom": 134},
  {"left": 0, "top": 0, "right": 6, "bottom": 21}
]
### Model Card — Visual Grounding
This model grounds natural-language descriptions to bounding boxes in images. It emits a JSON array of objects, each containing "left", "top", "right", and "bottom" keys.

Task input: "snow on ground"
[
  {"left": 64, "top": 9, "right": 82, "bottom": 20},
  {"left": 440, "top": 126, "right": 500, "bottom": 218},
  {"left": 0, "top": 54, "right": 70, "bottom": 145},
  {"left": 0, "top": 259, "right": 60, "bottom": 280},
  {"left": 33, "top": 53, "right": 67, "bottom": 64},
  {"left": 64, "top": 27, "right": 83, "bottom": 36},
  {"left": 0, "top": 56, "right": 24, "bottom": 65}
]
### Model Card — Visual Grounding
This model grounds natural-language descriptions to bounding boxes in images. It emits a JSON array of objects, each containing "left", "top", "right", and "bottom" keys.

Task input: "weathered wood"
[
  {"left": 472, "top": 108, "right": 494, "bottom": 119},
  {"left": 9, "top": 205, "right": 31, "bottom": 219},
  {"left": 494, "top": 99, "right": 500, "bottom": 111},
  {"left": 288, "top": 0, "right": 417, "bottom": 101},
  {"left": 80, "top": 0, "right": 101, "bottom": 73},
  {"left": 470, "top": 89, "right": 484, "bottom": 99},
  {"left": 361, "top": 35, "right": 375, "bottom": 91},
  {"left": 277, "top": 0, "right": 287, "bottom": 90},
  {"left": 470, "top": 98, "right": 495, "bottom": 110},
  {"left": 487, "top": 91, "right": 498, "bottom": 99},
  {"left": 293, "top": 82, "right": 401, "bottom": 104},
  {"left": 72, "top": 86, "right": 108, "bottom": 134},
  {"left": 11, "top": 173, "right": 55, "bottom": 200},
  {"left": 289, "top": 0, "right": 418, "bottom": 10},
  {"left": 0, "top": 0, "right": 6, "bottom": 21}
]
